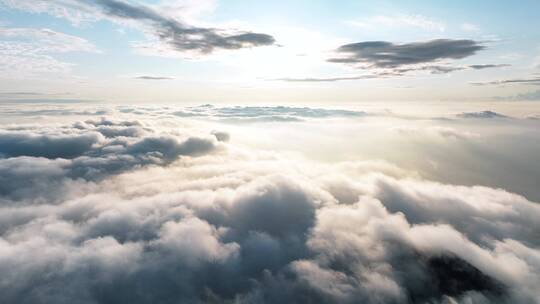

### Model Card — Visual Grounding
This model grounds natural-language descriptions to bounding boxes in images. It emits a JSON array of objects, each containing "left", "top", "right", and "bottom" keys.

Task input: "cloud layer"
[{"left": 0, "top": 105, "right": 539, "bottom": 303}]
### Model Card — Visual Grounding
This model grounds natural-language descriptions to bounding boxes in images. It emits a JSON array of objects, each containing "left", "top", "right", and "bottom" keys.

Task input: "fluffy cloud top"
[{"left": 0, "top": 105, "right": 539, "bottom": 304}]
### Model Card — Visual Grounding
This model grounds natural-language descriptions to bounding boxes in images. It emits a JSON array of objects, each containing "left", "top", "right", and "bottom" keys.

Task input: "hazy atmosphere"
[{"left": 1, "top": 1, "right": 539, "bottom": 304}]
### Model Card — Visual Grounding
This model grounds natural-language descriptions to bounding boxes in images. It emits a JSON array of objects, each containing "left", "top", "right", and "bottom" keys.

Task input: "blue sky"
[{"left": 1, "top": 0, "right": 540, "bottom": 103}]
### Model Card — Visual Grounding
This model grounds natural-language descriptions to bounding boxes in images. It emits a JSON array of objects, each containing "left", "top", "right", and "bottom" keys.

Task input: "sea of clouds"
[{"left": 0, "top": 103, "right": 539, "bottom": 304}]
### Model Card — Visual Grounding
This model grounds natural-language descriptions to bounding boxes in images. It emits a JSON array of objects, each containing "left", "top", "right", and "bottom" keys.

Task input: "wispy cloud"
[
  {"left": 461, "top": 23, "right": 480, "bottom": 32},
  {"left": 273, "top": 63, "right": 509, "bottom": 83},
  {"left": 470, "top": 76, "right": 540, "bottom": 86},
  {"left": 0, "top": 26, "right": 99, "bottom": 77},
  {"left": 271, "top": 72, "right": 400, "bottom": 82},
  {"left": 347, "top": 14, "right": 446, "bottom": 32},
  {"left": 495, "top": 90, "right": 540, "bottom": 101}
]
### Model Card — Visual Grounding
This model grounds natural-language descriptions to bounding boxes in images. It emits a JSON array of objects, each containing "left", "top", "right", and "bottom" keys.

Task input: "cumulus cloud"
[
  {"left": 0, "top": 117, "right": 220, "bottom": 202},
  {"left": 0, "top": 105, "right": 539, "bottom": 303}
]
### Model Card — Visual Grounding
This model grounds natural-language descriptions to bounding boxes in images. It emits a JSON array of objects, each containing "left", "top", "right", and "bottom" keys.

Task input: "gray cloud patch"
[
  {"left": 91, "top": 0, "right": 275, "bottom": 54},
  {"left": 456, "top": 110, "right": 508, "bottom": 119},
  {"left": 0, "top": 131, "right": 103, "bottom": 159},
  {"left": 0, "top": 118, "right": 219, "bottom": 202},
  {"left": 328, "top": 39, "right": 485, "bottom": 68},
  {"left": 134, "top": 76, "right": 174, "bottom": 80},
  {"left": 0, "top": 92, "right": 46, "bottom": 96},
  {"left": 212, "top": 130, "right": 230, "bottom": 142},
  {"left": 468, "top": 64, "right": 510, "bottom": 70},
  {"left": 495, "top": 89, "right": 540, "bottom": 101}
]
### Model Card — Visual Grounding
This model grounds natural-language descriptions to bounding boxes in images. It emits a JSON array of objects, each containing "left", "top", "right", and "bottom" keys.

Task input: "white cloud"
[
  {"left": 390, "top": 126, "right": 480, "bottom": 140},
  {"left": 461, "top": 23, "right": 481, "bottom": 32},
  {"left": 0, "top": 104, "right": 539, "bottom": 303}
]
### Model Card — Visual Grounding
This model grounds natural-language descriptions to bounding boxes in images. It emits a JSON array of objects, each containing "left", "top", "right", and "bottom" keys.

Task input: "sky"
[
  {"left": 1, "top": 0, "right": 540, "bottom": 103},
  {"left": 1, "top": 2, "right": 540, "bottom": 304}
]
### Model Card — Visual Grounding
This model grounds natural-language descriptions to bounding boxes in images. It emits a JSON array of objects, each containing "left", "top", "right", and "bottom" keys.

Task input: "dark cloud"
[
  {"left": 0, "top": 119, "right": 220, "bottom": 202},
  {"left": 134, "top": 76, "right": 174, "bottom": 80},
  {"left": 328, "top": 39, "right": 485, "bottom": 68},
  {"left": 0, "top": 130, "right": 104, "bottom": 159},
  {"left": 456, "top": 110, "right": 508, "bottom": 119},
  {"left": 426, "top": 254, "right": 505, "bottom": 297},
  {"left": 279, "top": 39, "right": 492, "bottom": 80},
  {"left": 92, "top": 0, "right": 275, "bottom": 54},
  {"left": 468, "top": 64, "right": 510, "bottom": 70},
  {"left": 212, "top": 131, "right": 230, "bottom": 142}
]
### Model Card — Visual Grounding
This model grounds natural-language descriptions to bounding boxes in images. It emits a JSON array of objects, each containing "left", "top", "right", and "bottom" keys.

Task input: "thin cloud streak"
[
  {"left": 134, "top": 76, "right": 175, "bottom": 80},
  {"left": 470, "top": 77, "right": 540, "bottom": 86}
]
